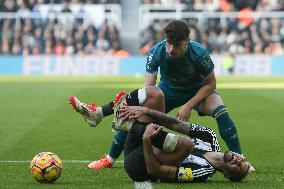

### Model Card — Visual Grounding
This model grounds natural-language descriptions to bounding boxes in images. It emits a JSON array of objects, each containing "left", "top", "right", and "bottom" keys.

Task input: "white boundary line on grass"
[
  {"left": 0, "top": 160, "right": 124, "bottom": 163},
  {"left": 1, "top": 159, "right": 153, "bottom": 189}
]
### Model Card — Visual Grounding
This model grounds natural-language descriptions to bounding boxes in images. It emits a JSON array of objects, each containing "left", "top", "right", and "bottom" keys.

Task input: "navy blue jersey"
[{"left": 146, "top": 40, "right": 214, "bottom": 91}]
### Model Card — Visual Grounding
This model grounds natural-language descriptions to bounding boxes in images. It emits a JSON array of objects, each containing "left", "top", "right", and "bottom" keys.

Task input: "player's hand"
[
  {"left": 176, "top": 105, "right": 192, "bottom": 121},
  {"left": 118, "top": 106, "right": 147, "bottom": 122},
  {"left": 142, "top": 123, "right": 163, "bottom": 141}
]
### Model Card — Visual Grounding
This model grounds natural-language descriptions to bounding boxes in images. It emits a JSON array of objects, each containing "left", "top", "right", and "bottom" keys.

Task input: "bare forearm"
[
  {"left": 143, "top": 138, "right": 177, "bottom": 181},
  {"left": 186, "top": 72, "right": 216, "bottom": 109},
  {"left": 186, "top": 84, "right": 215, "bottom": 109},
  {"left": 143, "top": 138, "right": 160, "bottom": 175},
  {"left": 145, "top": 72, "right": 157, "bottom": 86},
  {"left": 145, "top": 109, "right": 191, "bottom": 135}
]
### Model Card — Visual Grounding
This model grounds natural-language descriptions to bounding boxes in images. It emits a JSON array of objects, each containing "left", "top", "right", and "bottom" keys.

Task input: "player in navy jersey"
[
  {"left": 70, "top": 20, "right": 242, "bottom": 169},
  {"left": 143, "top": 20, "right": 242, "bottom": 156},
  {"left": 99, "top": 19, "right": 243, "bottom": 169}
]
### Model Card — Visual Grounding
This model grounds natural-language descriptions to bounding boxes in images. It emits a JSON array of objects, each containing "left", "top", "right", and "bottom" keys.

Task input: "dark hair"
[{"left": 164, "top": 20, "right": 190, "bottom": 44}]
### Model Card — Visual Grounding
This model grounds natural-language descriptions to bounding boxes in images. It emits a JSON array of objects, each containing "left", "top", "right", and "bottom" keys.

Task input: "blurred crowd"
[
  {"left": 0, "top": 0, "right": 120, "bottom": 11},
  {"left": 1, "top": 0, "right": 284, "bottom": 56},
  {"left": 0, "top": 0, "right": 127, "bottom": 56},
  {"left": 141, "top": 0, "right": 284, "bottom": 12},
  {"left": 140, "top": 0, "right": 284, "bottom": 55}
]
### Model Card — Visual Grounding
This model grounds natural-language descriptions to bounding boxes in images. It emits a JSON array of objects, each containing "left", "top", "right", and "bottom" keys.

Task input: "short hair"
[{"left": 164, "top": 20, "right": 190, "bottom": 44}]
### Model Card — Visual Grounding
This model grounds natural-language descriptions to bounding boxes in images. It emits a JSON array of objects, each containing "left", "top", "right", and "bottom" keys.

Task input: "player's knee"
[
  {"left": 200, "top": 94, "right": 224, "bottom": 116},
  {"left": 175, "top": 136, "right": 195, "bottom": 155},
  {"left": 136, "top": 87, "right": 164, "bottom": 106},
  {"left": 177, "top": 136, "right": 195, "bottom": 154},
  {"left": 146, "top": 86, "right": 164, "bottom": 101}
]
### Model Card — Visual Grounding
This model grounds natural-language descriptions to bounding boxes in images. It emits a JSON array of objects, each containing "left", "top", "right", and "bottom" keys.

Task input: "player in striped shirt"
[
  {"left": 70, "top": 86, "right": 253, "bottom": 182},
  {"left": 118, "top": 106, "right": 253, "bottom": 183}
]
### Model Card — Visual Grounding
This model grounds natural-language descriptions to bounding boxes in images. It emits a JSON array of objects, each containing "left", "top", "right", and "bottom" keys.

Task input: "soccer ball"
[{"left": 30, "top": 152, "right": 63, "bottom": 183}]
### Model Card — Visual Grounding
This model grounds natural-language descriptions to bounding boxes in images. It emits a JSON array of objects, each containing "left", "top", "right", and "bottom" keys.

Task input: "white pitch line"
[
  {"left": 0, "top": 160, "right": 124, "bottom": 163},
  {"left": 135, "top": 181, "right": 153, "bottom": 189}
]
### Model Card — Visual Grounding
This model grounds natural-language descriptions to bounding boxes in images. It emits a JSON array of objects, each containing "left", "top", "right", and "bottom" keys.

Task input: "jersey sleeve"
[
  {"left": 146, "top": 50, "right": 159, "bottom": 74},
  {"left": 188, "top": 124, "right": 220, "bottom": 152},
  {"left": 196, "top": 52, "right": 214, "bottom": 77}
]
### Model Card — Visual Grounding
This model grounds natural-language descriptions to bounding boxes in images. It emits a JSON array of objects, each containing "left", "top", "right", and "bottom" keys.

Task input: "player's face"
[
  {"left": 223, "top": 151, "right": 250, "bottom": 180},
  {"left": 166, "top": 38, "right": 188, "bottom": 59}
]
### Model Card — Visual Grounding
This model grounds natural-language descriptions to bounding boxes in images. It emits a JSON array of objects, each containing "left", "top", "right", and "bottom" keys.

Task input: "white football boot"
[
  {"left": 69, "top": 96, "right": 103, "bottom": 127},
  {"left": 112, "top": 91, "right": 134, "bottom": 132}
]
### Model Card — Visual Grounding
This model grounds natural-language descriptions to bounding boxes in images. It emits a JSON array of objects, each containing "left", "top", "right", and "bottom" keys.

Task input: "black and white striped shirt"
[{"left": 177, "top": 124, "right": 220, "bottom": 182}]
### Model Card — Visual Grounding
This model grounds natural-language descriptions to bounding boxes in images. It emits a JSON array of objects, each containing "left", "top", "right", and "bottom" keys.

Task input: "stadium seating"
[
  {"left": 0, "top": 0, "right": 283, "bottom": 55},
  {"left": 0, "top": 0, "right": 122, "bottom": 55},
  {"left": 139, "top": 0, "right": 284, "bottom": 55}
]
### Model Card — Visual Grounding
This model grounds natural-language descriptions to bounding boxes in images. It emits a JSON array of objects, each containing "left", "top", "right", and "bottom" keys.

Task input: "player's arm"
[
  {"left": 143, "top": 137, "right": 177, "bottom": 181},
  {"left": 119, "top": 106, "right": 192, "bottom": 135},
  {"left": 177, "top": 51, "right": 216, "bottom": 121},
  {"left": 143, "top": 124, "right": 195, "bottom": 182},
  {"left": 145, "top": 51, "right": 158, "bottom": 87},
  {"left": 146, "top": 108, "right": 192, "bottom": 135},
  {"left": 142, "top": 124, "right": 178, "bottom": 181},
  {"left": 184, "top": 52, "right": 216, "bottom": 110},
  {"left": 145, "top": 72, "right": 157, "bottom": 86},
  {"left": 183, "top": 71, "right": 216, "bottom": 110}
]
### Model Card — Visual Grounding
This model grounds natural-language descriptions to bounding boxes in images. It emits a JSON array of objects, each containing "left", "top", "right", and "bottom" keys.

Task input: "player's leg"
[
  {"left": 69, "top": 86, "right": 164, "bottom": 127},
  {"left": 124, "top": 133, "right": 194, "bottom": 182},
  {"left": 87, "top": 86, "right": 165, "bottom": 169},
  {"left": 158, "top": 84, "right": 187, "bottom": 113},
  {"left": 87, "top": 130, "right": 127, "bottom": 169},
  {"left": 152, "top": 135, "right": 194, "bottom": 166},
  {"left": 124, "top": 121, "right": 194, "bottom": 177},
  {"left": 124, "top": 138, "right": 157, "bottom": 182},
  {"left": 69, "top": 93, "right": 121, "bottom": 128},
  {"left": 69, "top": 90, "right": 132, "bottom": 128},
  {"left": 197, "top": 93, "right": 242, "bottom": 154},
  {"left": 69, "top": 95, "right": 104, "bottom": 127},
  {"left": 87, "top": 89, "right": 145, "bottom": 169}
]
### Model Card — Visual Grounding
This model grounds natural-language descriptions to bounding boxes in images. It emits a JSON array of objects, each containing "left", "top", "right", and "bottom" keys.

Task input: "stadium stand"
[
  {"left": 139, "top": 0, "right": 284, "bottom": 55},
  {"left": 0, "top": 0, "right": 123, "bottom": 55},
  {"left": 0, "top": 0, "right": 283, "bottom": 55}
]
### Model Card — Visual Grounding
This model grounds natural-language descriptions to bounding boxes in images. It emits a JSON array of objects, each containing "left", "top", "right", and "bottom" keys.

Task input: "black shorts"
[
  {"left": 124, "top": 128, "right": 157, "bottom": 182},
  {"left": 126, "top": 89, "right": 140, "bottom": 106}
]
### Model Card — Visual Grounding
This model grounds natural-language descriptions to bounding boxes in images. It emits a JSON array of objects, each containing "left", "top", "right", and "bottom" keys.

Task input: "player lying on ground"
[
  {"left": 69, "top": 86, "right": 254, "bottom": 182},
  {"left": 123, "top": 121, "right": 252, "bottom": 182}
]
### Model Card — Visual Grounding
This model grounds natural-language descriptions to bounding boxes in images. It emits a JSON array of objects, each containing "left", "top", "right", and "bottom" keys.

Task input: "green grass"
[{"left": 0, "top": 76, "right": 284, "bottom": 189}]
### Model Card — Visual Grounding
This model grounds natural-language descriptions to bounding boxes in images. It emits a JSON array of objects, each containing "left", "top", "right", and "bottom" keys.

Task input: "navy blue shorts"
[{"left": 158, "top": 83, "right": 218, "bottom": 115}]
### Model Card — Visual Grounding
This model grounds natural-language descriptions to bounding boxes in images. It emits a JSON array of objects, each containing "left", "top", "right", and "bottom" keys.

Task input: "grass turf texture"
[{"left": 0, "top": 76, "right": 283, "bottom": 189}]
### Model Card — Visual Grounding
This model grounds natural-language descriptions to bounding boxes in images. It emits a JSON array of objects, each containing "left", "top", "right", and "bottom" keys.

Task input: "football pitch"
[{"left": 0, "top": 76, "right": 283, "bottom": 189}]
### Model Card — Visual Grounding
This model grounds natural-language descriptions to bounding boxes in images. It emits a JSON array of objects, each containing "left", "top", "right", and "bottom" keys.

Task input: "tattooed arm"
[
  {"left": 145, "top": 108, "right": 192, "bottom": 135},
  {"left": 119, "top": 106, "right": 192, "bottom": 135}
]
